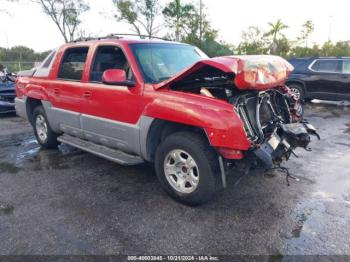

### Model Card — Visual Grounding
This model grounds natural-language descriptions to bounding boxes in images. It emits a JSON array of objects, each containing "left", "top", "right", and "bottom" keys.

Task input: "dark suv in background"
[{"left": 286, "top": 57, "right": 350, "bottom": 101}]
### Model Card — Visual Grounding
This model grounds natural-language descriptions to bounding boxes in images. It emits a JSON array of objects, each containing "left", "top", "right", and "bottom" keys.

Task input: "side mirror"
[{"left": 102, "top": 69, "right": 135, "bottom": 87}]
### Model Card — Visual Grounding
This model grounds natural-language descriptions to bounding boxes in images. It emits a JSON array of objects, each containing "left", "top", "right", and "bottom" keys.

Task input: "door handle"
[
  {"left": 83, "top": 91, "right": 91, "bottom": 99},
  {"left": 53, "top": 88, "right": 60, "bottom": 95}
]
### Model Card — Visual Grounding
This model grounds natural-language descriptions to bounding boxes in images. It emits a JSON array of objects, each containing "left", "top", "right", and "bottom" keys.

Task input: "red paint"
[
  {"left": 102, "top": 69, "right": 127, "bottom": 84},
  {"left": 16, "top": 39, "right": 293, "bottom": 159},
  {"left": 155, "top": 55, "right": 293, "bottom": 91},
  {"left": 217, "top": 148, "right": 244, "bottom": 160}
]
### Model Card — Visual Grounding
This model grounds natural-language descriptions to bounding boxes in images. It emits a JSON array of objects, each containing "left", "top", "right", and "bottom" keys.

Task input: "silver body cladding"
[{"left": 15, "top": 97, "right": 154, "bottom": 161}]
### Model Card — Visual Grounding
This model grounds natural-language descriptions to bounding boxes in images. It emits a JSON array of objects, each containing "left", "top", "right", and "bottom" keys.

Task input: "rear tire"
[
  {"left": 32, "top": 105, "right": 59, "bottom": 149},
  {"left": 155, "top": 131, "right": 221, "bottom": 206}
]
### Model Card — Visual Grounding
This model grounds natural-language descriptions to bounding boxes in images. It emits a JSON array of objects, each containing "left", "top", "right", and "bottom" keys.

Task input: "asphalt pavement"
[{"left": 0, "top": 101, "right": 349, "bottom": 256}]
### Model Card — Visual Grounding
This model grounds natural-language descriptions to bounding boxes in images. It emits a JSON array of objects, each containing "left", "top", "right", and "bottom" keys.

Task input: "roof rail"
[
  {"left": 108, "top": 33, "right": 169, "bottom": 41},
  {"left": 71, "top": 33, "right": 170, "bottom": 43}
]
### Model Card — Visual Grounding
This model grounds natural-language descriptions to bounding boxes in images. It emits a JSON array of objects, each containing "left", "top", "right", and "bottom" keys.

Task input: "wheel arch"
[
  {"left": 285, "top": 79, "right": 307, "bottom": 93},
  {"left": 24, "top": 83, "right": 49, "bottom": 124},
  {"left": 144, "top": 119, "right": 210, "bottom": 162},
  {"left": 25, "top": 97, "right": 43, "bottom": 124}
]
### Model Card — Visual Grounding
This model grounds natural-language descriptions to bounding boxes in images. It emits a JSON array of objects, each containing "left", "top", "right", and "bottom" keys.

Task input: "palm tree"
[
  {"left": 265, "top": 19, "right": 289, "bottom": 54},
  {"left": 163, "top": 0, "right": 195, "bottom": 41}
]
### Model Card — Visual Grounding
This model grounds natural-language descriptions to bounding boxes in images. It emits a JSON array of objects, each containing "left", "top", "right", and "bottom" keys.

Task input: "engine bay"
[{"left": 171, "top": 77, "right": 319, "bottom": 168}]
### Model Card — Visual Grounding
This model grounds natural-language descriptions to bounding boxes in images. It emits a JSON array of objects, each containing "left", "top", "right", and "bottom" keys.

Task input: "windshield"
[{"left": 130, "top": 43, "right": 207, "bottom": 84}]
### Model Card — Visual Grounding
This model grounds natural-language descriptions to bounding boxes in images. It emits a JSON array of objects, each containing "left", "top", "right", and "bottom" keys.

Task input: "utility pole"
[
  {"left": 328, "top": 15, "right": 332, "bottom": 42},
  {"left": 19, "top": 51, "right": 22, "bottom": 71},
  {"left": 199, "top": 0, "right": 203, "bottom": 44},
  {"left": 5, "top": 31, "right": 9, "bottom": 49}
]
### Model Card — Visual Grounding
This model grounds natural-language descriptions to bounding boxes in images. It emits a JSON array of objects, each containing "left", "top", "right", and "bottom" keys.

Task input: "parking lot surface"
[{"left": 0, "top": 101, "right": 350, "bottom": 255}]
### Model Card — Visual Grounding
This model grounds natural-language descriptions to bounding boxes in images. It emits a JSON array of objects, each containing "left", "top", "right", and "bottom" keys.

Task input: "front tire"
[
  {"left": 155, "top": 132, "right": 221, "bottom": 206},
  {"left": 32, "top": 105, "right": 59, "bottom": 149}
]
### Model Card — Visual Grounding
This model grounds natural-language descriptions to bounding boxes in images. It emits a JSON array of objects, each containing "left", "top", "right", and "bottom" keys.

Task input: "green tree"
[
  {"left": 265, "top": 19, "right": 289, "bottom": 54},
  {"left": 328, "top": 41, "right": 350, "bottom": 56},
  {"left": 298, "top": 20, "right": 314, "bottom": 47},
  {"left": 35, "top": 0, "right": 89, "bottom": 43},
  {"left": 113, "top": 0, "right": 161, "bottom": 38},
  {"left": 321, "top": 40, "right": 334, "bottom": 56},
  {"left": 237, "top": 26, "right": 268, "bottom": 55},
  {"left": 200, "top": 40, "right": 234, "bottom": 57},
  {"left": 0, "top": 46, "right": 50, "bottom": 72},
  {"left": 0, "top": 46, "right": 49, "bottom": 62},
  {"left": 274, "top": 36, "right": 291, "bottom": 57},
  {"left": 173, "top": 2, "right": 232, "bottom": 57},
  {"left": 162, "top": 0, "right": 195, "bottom": 41},
  {"left": 182, "top": 4, "right": 216, "bottom": 45},
  {"left": 290, "top": 44, "right": 321, "bottom": 58}
]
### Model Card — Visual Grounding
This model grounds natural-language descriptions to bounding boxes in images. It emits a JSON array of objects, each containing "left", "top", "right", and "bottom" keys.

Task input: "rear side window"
[
  {"left": 310, "top": 60, "right": 341, "bottom": 73},
  {"left": 58, "top": 47, "right": 89, "bottom": 81},
  {"left": 33, "top": 49, "right": 58, "bottom": 78},
  {"left": 41, "top": 50, "right": 56, "bottom": 68}
]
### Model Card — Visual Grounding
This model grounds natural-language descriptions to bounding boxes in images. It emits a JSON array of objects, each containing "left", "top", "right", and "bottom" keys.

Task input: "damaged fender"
[{"left": 142, "top": 89, "right": 252, "bottom": 153}]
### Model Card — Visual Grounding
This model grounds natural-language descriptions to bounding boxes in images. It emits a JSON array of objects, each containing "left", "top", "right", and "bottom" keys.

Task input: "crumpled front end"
[
  {"left": 254, "top": 122, "right": 319, "bottom": 168},
  {"left": 232, "top": 86, "right": 319, "bottom": 168},
  {"left": 154, "top": 54, "right": 318, "bottom": 167}
]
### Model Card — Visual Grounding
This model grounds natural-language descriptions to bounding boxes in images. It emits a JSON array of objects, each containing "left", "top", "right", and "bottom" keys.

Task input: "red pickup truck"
[{"left": 15, "top": 38, "right": 318, "bottom": 205}]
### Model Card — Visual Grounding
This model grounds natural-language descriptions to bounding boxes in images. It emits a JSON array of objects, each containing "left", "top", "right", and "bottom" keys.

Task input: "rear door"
[
  {"left": 308, "top": 59, "right": 343, "bottom": 98},
  {"left": 50, "top": 46, "right": 89, "bottom": 138}
]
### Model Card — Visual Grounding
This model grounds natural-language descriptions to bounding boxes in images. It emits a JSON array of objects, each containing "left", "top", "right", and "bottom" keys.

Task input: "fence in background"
[{"left": 0, "top": 61, "right": 40, "bottom": 73}]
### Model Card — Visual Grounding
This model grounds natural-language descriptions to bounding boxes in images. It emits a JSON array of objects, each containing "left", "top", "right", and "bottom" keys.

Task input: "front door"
[{"left": 80, "top": 45, "right": 144, "bottom": 154}]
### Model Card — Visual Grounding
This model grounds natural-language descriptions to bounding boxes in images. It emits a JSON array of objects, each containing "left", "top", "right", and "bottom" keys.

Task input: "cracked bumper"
[{"left": 254, "top": 122, "right": 319, "bottom": 168}]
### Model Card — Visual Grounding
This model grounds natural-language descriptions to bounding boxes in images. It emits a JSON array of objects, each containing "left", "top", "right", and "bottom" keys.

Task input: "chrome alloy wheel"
[
  {"left": 164, "top": 149, "right": 200, "bottom": 194},
  {"left": 35, "top": 114, "right": 48, "bottom": 143},
  {"left": 290, "top": 87, "right": 301, "bottom": 101}
]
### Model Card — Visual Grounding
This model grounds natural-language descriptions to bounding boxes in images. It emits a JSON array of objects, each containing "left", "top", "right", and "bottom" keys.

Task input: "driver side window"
[{"left": 89, "top": 45, "right": 133, "bottom": 83}]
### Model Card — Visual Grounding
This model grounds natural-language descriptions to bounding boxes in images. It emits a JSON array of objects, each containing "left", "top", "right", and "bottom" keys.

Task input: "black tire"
[
  {"left": 32, "top": 105, "right": 59, "bottom": 149},
  {"left": 155, "top": 131, "right": 221, "bottom": 206},
  {"left": 288, "top": 83, "right": 305, "bottom": 102}
]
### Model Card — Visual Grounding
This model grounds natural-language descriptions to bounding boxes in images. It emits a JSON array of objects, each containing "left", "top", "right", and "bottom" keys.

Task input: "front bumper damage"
[{"left": 254, "top": 121, "right": 320, "bottom": 168}]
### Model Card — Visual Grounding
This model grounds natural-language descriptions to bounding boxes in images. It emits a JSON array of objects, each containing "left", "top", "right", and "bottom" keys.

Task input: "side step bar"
[{"left": 57, "top": 134, "right": 144, "bottom": 166}]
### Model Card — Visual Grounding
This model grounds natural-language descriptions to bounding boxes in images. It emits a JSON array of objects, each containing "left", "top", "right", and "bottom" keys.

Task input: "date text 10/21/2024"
[{"left": 127, "top": 255, "right": 220, "bottom": 261}]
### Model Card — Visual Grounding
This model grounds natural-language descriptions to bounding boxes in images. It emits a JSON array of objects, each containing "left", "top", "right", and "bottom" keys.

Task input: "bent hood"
[{"left": 154, "top": 55, "right": 294, "bottom": 91}]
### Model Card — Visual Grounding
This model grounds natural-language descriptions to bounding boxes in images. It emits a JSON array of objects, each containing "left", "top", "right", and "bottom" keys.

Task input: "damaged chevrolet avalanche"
[{"left": 15, "top": 38, "right": 319, "bottom": 205}]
